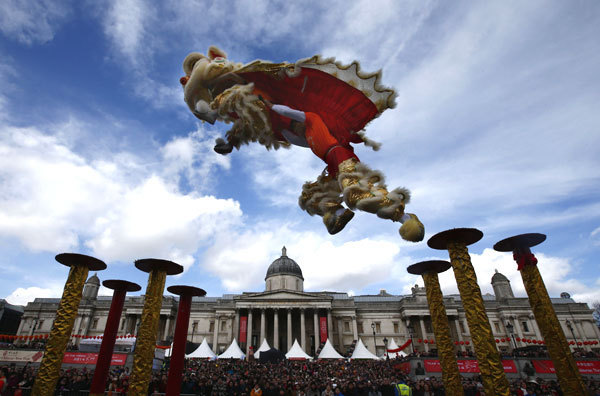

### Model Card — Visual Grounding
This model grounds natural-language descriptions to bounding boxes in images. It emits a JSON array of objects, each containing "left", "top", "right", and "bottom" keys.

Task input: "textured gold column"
[
  {"left": 32, "top": 254, "right": 106, "bottom": 396},
  {"left": 423, "top": 271, "right": 464, "bottom": 396},
  {"left": 521, "top": 264, "right": 587, "bottom": 395},
  {"left": 127, "top": 259, "right": 182, "bottom": 396},
  {"left": 127, "top": 269, "right": 167, "bottom": 395},
  {"left": 494, "top": 233, "right": 588, "bottom": 395},
  {"left": 448, "top": 242, "right": 510, "bottom": 396}
]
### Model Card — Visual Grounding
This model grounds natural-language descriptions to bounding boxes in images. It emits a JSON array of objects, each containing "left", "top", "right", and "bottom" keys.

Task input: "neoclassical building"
[{"left": 16, "top": 247, "right": 600, "bottom": 357}]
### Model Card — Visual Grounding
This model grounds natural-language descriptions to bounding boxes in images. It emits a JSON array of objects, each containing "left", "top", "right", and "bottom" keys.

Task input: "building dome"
[
  {"left": 265, "top": 247, "right": 304, "bottom": 280},
  {"left": 491, "top": 270, "right": 509, "bottom": 283},
  {"left": 86, "top": 273, "right": 100, "bottom": 285}
]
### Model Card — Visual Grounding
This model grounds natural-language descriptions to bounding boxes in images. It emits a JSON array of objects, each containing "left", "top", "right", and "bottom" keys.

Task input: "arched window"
[{"left": 296, "top": 279, "right": 300, "bottom": 290}]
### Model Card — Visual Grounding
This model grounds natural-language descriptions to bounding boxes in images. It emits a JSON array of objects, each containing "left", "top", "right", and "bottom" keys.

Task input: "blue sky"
[{"left": 1, "top": 0, "right": 599, "bottom": 306}]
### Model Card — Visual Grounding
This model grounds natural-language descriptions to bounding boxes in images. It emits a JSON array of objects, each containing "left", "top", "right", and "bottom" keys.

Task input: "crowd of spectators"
[{"left": 1, "top": 359, "right": 600, "bottom": 396}]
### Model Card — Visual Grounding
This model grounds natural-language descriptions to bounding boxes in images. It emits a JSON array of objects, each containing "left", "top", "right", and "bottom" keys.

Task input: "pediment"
[{"left": 240, "top": 290, "right": 326, "bottom": 301}]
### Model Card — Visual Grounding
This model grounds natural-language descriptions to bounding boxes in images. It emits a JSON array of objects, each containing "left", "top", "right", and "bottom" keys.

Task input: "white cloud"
[
  {"left": 428, "top": 248, "right": 600, "bottom": 305},
  {"left": 0, "top": 120, "right": 242, "bottom": 269},
  {"left": 202, "top": 222, "right": 402, "bottom": 292},
  {"left": 0, "top": 0, "right": 72, "bottom": 44},
  {"left": 5, "top": 285, "right": 63, "bottom": 305}
]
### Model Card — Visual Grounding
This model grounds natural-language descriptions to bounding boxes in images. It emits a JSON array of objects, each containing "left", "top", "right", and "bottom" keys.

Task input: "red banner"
[
  {"left": 532, "top": 360, "right": 600, "bottom": 374},
  {"left": 319, "top": 317, "right": 328, "bottom": 343},
  {"left": 394, "top": 362, "right": 411, "bottom": 374},
  {"left": 424, "top": 359, "right": 517, "bottom": 373},
  {"left": 239, "top": 316, "right": 248, "bottom": 344},
  {"left": 62, "top": 352, "right": 127, "bottom": 365}
]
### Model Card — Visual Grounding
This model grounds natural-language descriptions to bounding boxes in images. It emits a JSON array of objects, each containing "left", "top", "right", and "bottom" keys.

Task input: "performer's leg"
[
  {"left": 336, "top": 157, "right": 424, "bottom": 242},
  {"left": 298, "top": 171, "right": 354, "bottom": 235}
]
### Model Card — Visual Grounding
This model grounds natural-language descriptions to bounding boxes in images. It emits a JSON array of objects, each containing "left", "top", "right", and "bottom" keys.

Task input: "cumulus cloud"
[
  {"left": 0, "top": 121, "right": 241, "bottom": 269},
  {"left": 202, "top": 223, "right": 403, "bottom": 292},
  {"left": 0, "top": 0, "right": 72, "bottom": 44}
]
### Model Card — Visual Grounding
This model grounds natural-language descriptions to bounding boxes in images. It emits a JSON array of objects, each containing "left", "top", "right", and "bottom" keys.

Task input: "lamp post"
[
  {"left": 383, "top": 337, "right": 388, "bottom": 360},
  {"left": 371, "top": 322, "right": 377, "bottom": 354},
  {"left": 407, "top": 324, "right": 415, "bottom": 354},
  {"left": 506, "top": 322, "right": 516, "bottom": 351}
]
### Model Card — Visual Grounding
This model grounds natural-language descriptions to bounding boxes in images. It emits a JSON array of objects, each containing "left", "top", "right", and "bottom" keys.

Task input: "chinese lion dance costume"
[{"left": 180, "top": 46, "right": 424, "bottom": 242}]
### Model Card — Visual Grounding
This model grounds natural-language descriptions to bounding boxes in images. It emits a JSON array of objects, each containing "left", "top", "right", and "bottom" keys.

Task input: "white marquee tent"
[
  {"left": 285, "top": 339, "right": 313, "bottom": 360},
  {"left": 164, "top": 342, "right": 174, "bottom": 358},
  {"left": 186, "top": 338, "right": 217, "bottom": 359},
  {"left": 384, "top": 338, "right": 407, "bottom": 359},
  {"left": 254, "top": 339, "right": 271, "bottom": 359},
  {"left": 350, "top": 339, "right": 380, "bottom": 360},
  {"left": 317, "top": 339, "right": 344, "bottom": 359},
  {"left": 218, "top": 339, "right": 246, "bottom": 359}
]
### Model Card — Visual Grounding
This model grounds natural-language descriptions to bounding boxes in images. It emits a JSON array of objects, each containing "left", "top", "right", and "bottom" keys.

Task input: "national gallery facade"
[{"left": 17, "top": 247, "right": 600, "bottom": 357}]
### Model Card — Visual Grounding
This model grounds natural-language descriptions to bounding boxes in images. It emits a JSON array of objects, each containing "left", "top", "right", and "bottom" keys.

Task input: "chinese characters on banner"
[
  {"left": 239, "top": 316, "right": 248, "bottom": 343},
  {"left": 424, "top": 359, "right": 518, "bottom": 373},
  {"left": 532, "top": 360, "right": 600, "bottom": 375},
  {"left": 320, "top": 317, "right": 328, "bottom": 343}
]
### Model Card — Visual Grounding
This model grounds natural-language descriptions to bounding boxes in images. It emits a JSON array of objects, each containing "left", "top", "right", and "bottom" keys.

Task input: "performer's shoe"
[
  {"left": 323, "top": 209, "right": 355, "bottom": 235},
  {"left": 214, "top": 138, "right": 233, "bottom": 155}
]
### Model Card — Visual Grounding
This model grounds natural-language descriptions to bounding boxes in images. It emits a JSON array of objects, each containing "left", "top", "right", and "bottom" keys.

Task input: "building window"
[
  {"left": 459, "top": 321, "right": 465, "bottom": 333},
  {"left": 296, "top": 279, "right": 300, "bottom": 290},
  {"left": 209, "top": 321, "right": 214, "bottom": 332},
  {"left": 494, "top": 322, "right": 500, "bottom": 333},
  {"left": 220, "top": 320, "right": 227, "bottom": 331},
  {"left": 521, "top": 321, "right": 529, "bottom": 332},
  {"left": 91, "top": 319, "right": 99, "bottom": 330},
  {"left": 358, "top": 322, "right": 363, "bottom": 333},
  {"left": 393, "top": 322, "right": 399, "bottom": 333},
  {"left": 344, "top": 321, "right": 350, "bottom": 332},
  {"left": 424, "top": 320, "right": 432, "bottom": 333},
  {"left": 37, "top": 320, "right": 44, "bottom": 330},
  {"left": 375, "top": 322, "right": 381, "bottom": 333},
  {"left": 120, "top": 319, "right": 126, "bottom": 330}
]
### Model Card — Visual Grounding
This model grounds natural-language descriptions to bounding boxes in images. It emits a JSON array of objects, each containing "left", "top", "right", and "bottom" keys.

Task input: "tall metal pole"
[
  {"left": 429, "top": 228, "right": 510, "bottom": 396},
  {"left": 408, "top": 260, "right": 464, "bottom": 396},
  {"left": 494, "top": 233, "right": 588, "bottom": 395},
  {"left": 165, "top": 286, "right": 206, "bottom": 396},
  {"left": 90, "top": 280, "right": 141, "bottom": 396},
  {"left": 128, "top": 259, "right": 183, "bottom": 396},
  {"left": 32, "top": 254, "right": 106, "bottom": 396}
]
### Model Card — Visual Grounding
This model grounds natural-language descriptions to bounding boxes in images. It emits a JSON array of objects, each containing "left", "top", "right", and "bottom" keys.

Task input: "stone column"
[
  {"left": 234, "top": 310, "right": 240, "bottom": 341},
  {"left": 164, "top": 315, "right": 171, "bottom": 341},
  {"left": 419, "top": 316, "right": 429, "bottom": 352},
  {"left": 513, "top": 317, "right": 524, "bottom": 341},
  {"left": 313, "top": 310, "right": 319, "bottom": 351},
  {"left": 327, "top": 310, "right": 333, "bottom": 341},
  {"left": 260, "top": 309, "right": 266, "bottom": 344},
  {"left": 247, "top": 309, "right": 253, "bottom": 355},
  {"left": 352, "top": 316, "right": 358, "bottom": 340},
  {"left": 530, "top": 315, "right": 542, "bottom": 340},
  {"left": 337, "top": 317, "right": 344, "bottom": 352},
  {"left": 227, "top": 314, "right": 233, "bottom": 342},
  {"left": 454, "top": 318, "right": 465, "bottom": 352},
  {"left": 287, "top": 308, "right": 292, "bottom": 351},
  {"left": 213, "top": 314, "right": 220, "bottom": 351},
  {"left": 273, "top": 308, "right": 279, "bottom": 349},
  {"left": 300, "top": 308, "right": 306, "bottom": 351}
]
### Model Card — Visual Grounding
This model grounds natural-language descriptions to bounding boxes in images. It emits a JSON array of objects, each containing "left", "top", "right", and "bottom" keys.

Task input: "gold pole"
[
  {"left": 494, "top": 233, "right": 588, "bottom": 395},
  {"left": 32, "top": 254, "right": 106, "bottom": 396},
  {"left": 127, "top": 259, "right": 183, "bottom": 396},
  {"left": 429, "top": 229, "right": 510, "bottom": 396},
  {"left": 408, "top": 261, "right": 463, "bottom": 396}
]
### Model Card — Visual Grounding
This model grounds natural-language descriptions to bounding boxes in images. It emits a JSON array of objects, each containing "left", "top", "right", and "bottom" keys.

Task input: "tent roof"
[
  {"left": 217, "top": 339, "right": 246, "bottom": 359},
  {"left": 186, "top": 338, "right": 216, "bottom": 359},
  {"left": 285, "top": 339, "right": 312, "bottom": 360},
  {"left": 350, "top": 338, "right": 380, "bottom": 360},
  {"left": 317, "top": 339, "right": 344, "bottom": 359},
  {"left": 254, "top": 339, "right": 271, "bottom": 359},
  {"left": 385, "top": 338, "right": 407, "bottom": 358}
]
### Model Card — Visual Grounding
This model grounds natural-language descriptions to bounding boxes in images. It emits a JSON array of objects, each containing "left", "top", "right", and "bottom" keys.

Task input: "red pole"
[
  {"left": 90, "top": 280, "right": 140, "bottom": 396},
  {"left": 166, "top": 286, "right": 206, "bottom": 396}
]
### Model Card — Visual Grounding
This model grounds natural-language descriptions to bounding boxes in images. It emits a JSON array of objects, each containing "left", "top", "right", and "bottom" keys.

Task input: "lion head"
[{"left": 180, "top": 46, "right": 242, "bottom": 123}]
